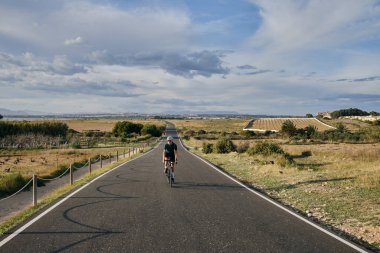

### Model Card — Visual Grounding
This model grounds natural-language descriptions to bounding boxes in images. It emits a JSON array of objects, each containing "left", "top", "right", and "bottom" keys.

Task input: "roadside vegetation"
[
  {"left": 178, "top": 116, "right": 380, "bottom": 250},
  {"left": 0, "top": 119, "right": 165, "bottom": 197}
]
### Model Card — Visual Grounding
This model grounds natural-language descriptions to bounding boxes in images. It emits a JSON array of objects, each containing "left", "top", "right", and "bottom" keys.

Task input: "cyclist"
[{"left": 163, "top": 136, "right": 178, "bottom": 179}]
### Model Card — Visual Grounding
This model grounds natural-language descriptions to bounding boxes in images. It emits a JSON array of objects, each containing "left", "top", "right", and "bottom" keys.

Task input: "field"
[
  {"left": 176, "top": 118, "right": 380, "bottom": 249},
  {"left": 0, "top": 146, "right": 138, "bottom": 179},
  {"left": 245, "top": 118, "right": 335, "bottom": 132},
  {"left": 0, "top": 118, "right": 164, "bottom": 191},
  {"left": 171, "top": 118, "right": 248, "bottom": 133},
  {"left": 319, "top": 118, "right": 373, "bottom": 132},
  {"left": 64, "top": 118, "right": 165, "bottom": 132}
]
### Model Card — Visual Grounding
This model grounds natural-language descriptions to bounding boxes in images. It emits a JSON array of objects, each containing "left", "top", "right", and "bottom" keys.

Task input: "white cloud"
[
  {"left": 51, "top": 55, "right": 87, "bottom": 75},
  {"left": 0, "top": 0, "right": 193, "bottom": 57},
  {"left": 249, "top": 0, "right": 380, "bottom": 53},
  {"left": 64, "top": 36, "right": 84, "bottom": 46},
  {"left": 1, "top": 0, "right": 380, "bottom": 114}
]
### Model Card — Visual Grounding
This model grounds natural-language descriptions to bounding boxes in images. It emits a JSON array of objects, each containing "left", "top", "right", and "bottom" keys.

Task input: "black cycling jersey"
[{"left": 164, "top": 142, "right": 177, "bottom": 160}]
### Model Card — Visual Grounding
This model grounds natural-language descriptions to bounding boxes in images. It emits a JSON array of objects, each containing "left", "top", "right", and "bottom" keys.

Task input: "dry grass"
[
  {"left": 187, "top": 139, "right": 380, "bottom": 248},
  {"left": 172, "top": 118, "right": 248, "bottom": 133},
  {"left": 0, "top": 117, "right": 163, "bottom": 184},
  {"left": 0, "top": 146, "right": 140, "bottom": 179},
  {"left": 319, "top": 118, "right": 372, "bottom": 132}
]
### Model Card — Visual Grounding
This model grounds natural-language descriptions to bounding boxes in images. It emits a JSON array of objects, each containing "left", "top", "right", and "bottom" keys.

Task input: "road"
[{"left": 0, "top": 126, "right": 369, "bottom": 252}]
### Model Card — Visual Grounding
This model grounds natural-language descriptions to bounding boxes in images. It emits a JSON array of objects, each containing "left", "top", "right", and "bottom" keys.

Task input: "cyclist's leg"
[
  {"left": 170, "top": 160, "right": 175, "bottom": 181},
  {"left": 164, "top": 159, "right": 169, "bottom": 174},
  {"left": 170, "top": 156, "right": 176, "bottom": 172}
]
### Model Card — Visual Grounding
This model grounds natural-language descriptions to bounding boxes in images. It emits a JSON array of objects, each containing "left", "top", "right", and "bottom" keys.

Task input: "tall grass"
[{"left": 0, "top": 174, "right": 30, "bottom": 197}]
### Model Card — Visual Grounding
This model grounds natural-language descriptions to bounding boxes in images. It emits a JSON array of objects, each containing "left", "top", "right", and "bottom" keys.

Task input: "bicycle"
[{"left": 164, "top": 159, "right": 176, "bottom": 187}]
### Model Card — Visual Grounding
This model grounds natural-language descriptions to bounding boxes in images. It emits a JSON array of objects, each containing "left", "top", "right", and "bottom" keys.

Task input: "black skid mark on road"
[
  {"left": 96, "top": 181, "right": 140, "bottom": 198},
  {"left": 49, "top": 198, "right": 133, "bottom": 252},
  {"left": 63, "top": 199, "right": 125, "bottom": 232},
  {"left": 50, "top": 233, "right": 107, "bottom": 253},
  {"left": 115, "top": 174, "right": 143, "bottom": 182}
]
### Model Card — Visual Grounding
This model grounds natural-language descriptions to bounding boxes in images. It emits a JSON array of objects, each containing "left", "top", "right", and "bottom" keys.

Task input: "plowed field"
[{"left": 245, "top": 118, "right": 335, "bottom": 132}]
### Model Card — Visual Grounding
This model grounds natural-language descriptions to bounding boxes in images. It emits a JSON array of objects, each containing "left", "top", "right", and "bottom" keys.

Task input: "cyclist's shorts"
[{"left": 164, "top": 154, "right": 175, "bottom": 162}]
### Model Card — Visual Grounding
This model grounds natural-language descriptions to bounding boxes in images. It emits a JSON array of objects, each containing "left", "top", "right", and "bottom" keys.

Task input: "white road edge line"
[
  {"left": 177, "top": 136, "right": 368, "bottom": 253},
  {"left": 0, "top": 146, "right": 158, "bottom": 248}
]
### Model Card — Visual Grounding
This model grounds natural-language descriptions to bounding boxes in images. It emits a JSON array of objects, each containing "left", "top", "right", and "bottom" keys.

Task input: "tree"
[
  {"left": 304, "top": 125, "right": 317, "bottom": 138},
  {"left": 141, "top": 124, "right": 163, "bottom": 137},
  {"left": 331, "top": 108, "right": 369, "bottom": 119},
  {"left": 0, "top": 114, "right": 3, "bottom": 120},
  {"left": 306, "top": 113, "right": 313, "bottom": 118},
  {"left": 112, "top": 121, "right": 143, "bottom": 137},
  {"left": 281, "top": 120, "right": 297, "bottom": 137}
]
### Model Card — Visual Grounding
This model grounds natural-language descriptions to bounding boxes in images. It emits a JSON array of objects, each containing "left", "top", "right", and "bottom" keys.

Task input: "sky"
[{"left": 0, "top": 0, "right": 379, "bottom": 115}]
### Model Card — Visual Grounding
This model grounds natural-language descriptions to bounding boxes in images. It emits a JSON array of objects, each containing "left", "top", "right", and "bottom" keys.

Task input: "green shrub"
[
  {"left": 141, "top": 124, "right": 163, "bottom": 137},
  {"left": 214, "top": 139, "right": 235, "bottom": 154},
  {"left": 198, "top": 130, "right": 207, "bottom": 135},
  {"left": 241, "top": 130, "right": 255, "bottom": 138},
  {"left": 202, "top": 143, "right": 213, "bottom": 154},
  {"left": 236, "top": 141, "right": 250, "bottom": 153},
  {"left": 247, "top": 142, "right": 284, "bottom": 156},
  {"left": 304, "top": 125, "right": 317, "bottom": 138},
  {"left": 72, "top": 142, "right": 81, "bottom": 149}
]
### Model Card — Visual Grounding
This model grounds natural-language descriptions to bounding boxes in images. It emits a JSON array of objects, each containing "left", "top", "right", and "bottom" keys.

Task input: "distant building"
[{"left": 317, "top": 112, "right": 332, "bottom": 119}]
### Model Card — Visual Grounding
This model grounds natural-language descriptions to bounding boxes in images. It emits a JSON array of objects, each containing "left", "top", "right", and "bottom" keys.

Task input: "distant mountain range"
[
  {"left": 162, "top": 110, "right": 240, "bottom": 115},
  {"left": 0, "top": 108, "right": 242, "bottom": 117},
  {"left": 0, "top": 108, "right": 49, "bottom": 116},
  {"left": 0, "top": 107, "right": 299, "bottom": 118}
]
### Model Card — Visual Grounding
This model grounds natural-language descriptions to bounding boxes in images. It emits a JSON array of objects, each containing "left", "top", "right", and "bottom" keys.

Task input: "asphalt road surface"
[{"left": 0, "top": 126, "right": 369, "bottom": 252}]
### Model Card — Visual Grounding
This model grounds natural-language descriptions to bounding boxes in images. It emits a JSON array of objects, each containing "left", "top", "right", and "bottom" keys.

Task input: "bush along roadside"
[
  {"left": 247, "top": 142, "right": 294, "bottom": 167},
  {"left": 202, "top": 140, "right": 293, "bottom": 167}
]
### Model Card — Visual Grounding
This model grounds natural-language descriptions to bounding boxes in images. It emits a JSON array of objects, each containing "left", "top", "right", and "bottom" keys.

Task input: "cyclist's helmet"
[{"left": 167, "top": 136, "right": 173, "bottom": 141}]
